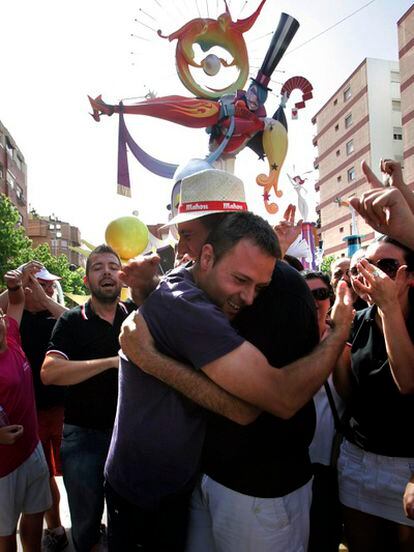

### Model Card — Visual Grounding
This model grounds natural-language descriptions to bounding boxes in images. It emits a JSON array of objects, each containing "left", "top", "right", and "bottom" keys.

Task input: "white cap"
[{"left": 35, "top": 268, "right": 61, "bottom": 281}]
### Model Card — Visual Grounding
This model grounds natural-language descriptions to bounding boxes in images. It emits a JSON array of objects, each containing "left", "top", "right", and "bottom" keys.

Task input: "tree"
[
  {"left": 0, "top": 194, "right": 87, "bottom": 294},
  {"left": 320, "top": 254, "right": 336, "bottom": 275},
  {"left": 0, "top": 194, "right": 32, "bottom": 278}
]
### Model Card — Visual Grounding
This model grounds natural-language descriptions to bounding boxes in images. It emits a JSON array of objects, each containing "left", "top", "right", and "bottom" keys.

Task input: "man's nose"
[
  {"left": 240, "top": 285, "right": 256, "bottom": 306},
  {"left": 176, "top": 239, "right": 187, "bottom": 257}
]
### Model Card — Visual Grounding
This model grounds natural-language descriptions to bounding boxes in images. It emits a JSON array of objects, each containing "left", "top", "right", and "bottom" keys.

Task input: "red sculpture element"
[{"left": 280, "top": 76, "right": 313, "bottom": 117}]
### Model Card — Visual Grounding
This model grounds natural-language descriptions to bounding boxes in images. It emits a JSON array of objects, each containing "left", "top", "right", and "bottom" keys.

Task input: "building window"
[
  {"left": 343, "top": 86, "right": 352, "bottom": 101},
  {"left": 336, "top": 149, "right": 340, "bottom": 157},
  {"left": 339, "top": 227, "right": 344, "bottom": 233},
  {"left": 345, "top": 114, "right": 353, "bottom": 128},
  {"left": 337, "top": 175, "right": 342, "bottom": 182},
  {"left": 15, "top": 155, "right": 23, "bottom": 171},
  {"left": 16, "top": 185, "right": 23, "bottom": 200},
  {"left": 334, "top": 98, "right": 338, "bottom": 106},
  {"left": 347, "top": 167, "right": 356, "bottom": 182},
  {"left": 392, "top": 100, "right": 401, "bottom": 111},
  {"left": 335, "top": 124, "right": 339, "bottom": 131},
  {"left": 5, "top": 137, "right": 14, "bottom": 159},
  {"left": 346, "top": 139, "right": 354, "bottom": 155},
  {"left": 6, "top": 171, "right": 15, "bottom": 190},
  {"left": 393, "top": 127, "right": 402, "bottom": 140},
  {"left": 391, "top": 71, "right": 400, "bottom": 83}
]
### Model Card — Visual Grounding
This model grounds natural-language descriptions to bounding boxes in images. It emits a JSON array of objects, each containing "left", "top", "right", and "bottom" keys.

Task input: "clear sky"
[{"left": 1, "top": 0, "right": 411, "bottom": 244}]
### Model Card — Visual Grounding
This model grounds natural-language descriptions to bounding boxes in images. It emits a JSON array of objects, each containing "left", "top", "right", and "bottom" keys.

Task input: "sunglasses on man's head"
[
  {"left": 350, "top": 258, "right": 401, "bottom": 279},
  {"left": 311, "top": 288, "right": 333, "bottom": 301}
]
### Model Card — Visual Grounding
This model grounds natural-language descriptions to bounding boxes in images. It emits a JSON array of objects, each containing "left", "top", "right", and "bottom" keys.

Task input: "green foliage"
[
  {"left": 320, "top": 254, "right": 336, "bottom": 275},
  {"left": 0, "top": 194, "right": 87, "bottom": 294},
  {"left": 0, "top": 195, "right": 32, "bottom": 277}
]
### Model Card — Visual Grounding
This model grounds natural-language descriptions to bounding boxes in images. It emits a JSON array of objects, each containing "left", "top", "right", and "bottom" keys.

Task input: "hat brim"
[
  {"left": 162, "top": 209, "right": 230, "bottom": 229},
  {"left": 35, "top": 270, "right": 61, "bottom": 281}
]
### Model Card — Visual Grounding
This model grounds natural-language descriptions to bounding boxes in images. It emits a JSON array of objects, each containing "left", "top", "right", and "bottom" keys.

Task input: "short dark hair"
[
  {"left": 203, "top": 211, "right": 281, "bottom": 262},
  {"left": 86, "top": 244, "right": 121, "bottom": 275},
  {"left": 283, "top": 255, "right": 304, "bottom": 272},
  {"left": 301, "top": 269, "right": 332, "bottom": 288},
  {"left": 198, "top": 213, "right": 228, "bottom": 233},
  {"left": 301, "top": 269, "right": 334, "bottom": 304}
]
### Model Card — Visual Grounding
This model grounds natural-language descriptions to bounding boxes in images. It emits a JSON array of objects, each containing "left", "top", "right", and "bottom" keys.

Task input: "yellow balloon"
[{"left": 105, "top": 216, "right": 149, "bottom": 259}]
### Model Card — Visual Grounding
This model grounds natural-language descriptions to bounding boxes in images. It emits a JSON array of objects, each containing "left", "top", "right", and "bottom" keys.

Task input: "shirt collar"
[{"left": 81, "top": 299, "right": 128, "bottom": 321}]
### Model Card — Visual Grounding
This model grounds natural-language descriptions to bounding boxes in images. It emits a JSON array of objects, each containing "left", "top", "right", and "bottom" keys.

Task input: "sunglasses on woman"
[
  {"left": 350, "top": 258, "right": 400, "bottom": 279},
  {"left": 311, "top": 288, "right": 333, "bottom": 301}
]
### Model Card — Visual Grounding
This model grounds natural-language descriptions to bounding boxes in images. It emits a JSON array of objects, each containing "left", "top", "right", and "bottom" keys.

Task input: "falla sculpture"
[{"left": 89, "top": 0, "right": 313, "bottom": 214}]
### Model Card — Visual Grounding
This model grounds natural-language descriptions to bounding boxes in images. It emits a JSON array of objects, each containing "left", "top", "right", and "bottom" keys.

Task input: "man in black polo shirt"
[
  {"left": 192, "top": 260, "right": 318, "bottom": 549},
  {"left": 41, "top": 245, "right": 135, "bottom": 552}
]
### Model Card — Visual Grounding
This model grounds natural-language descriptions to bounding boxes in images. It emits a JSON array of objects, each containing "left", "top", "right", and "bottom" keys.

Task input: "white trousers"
[{"left": 185, "top": 474, "right": 312, "bottom": 552}]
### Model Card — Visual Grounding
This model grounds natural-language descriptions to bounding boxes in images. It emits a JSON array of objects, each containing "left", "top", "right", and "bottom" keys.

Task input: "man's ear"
[
  {"left": 83, "top": 275, "right": 89, "bottom": 289},
  {"left": 199, "top": 244, "right": 215, "bottom": 271}
]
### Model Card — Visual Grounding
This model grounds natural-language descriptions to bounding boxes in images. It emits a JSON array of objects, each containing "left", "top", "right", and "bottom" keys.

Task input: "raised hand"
[
  {"left": 273, "top": 204, "right": 303, "bottom": 257},
  {"left": 350, "top": 187, "right": 414, "bottom": 249},
  {"left": 330, "top": 281, "right": 354, "bottom": 339},
  {"left": 119, "top": 254, "right": 161, "bottom": 305},
  {"left": 352, "top": 258, "right": 402, "bottom": 312},
  {"left": 18, "top": 260, "right": 44, "bottom": 286},
  {"left": 4, "top": 269, "right": 23, "bottom": 290}
]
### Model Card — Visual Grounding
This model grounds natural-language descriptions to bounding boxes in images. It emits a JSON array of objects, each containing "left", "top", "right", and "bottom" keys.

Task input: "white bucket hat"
[{"left": 165, "top": 168, "right": 248, "bottom": 227}]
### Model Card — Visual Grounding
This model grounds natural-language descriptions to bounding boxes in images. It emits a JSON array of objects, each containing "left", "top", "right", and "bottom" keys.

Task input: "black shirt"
[
  {"left": 47, "top": 300, "right": 135, "bottom": 430},
  {"left": 202, "top": 261, "right": 320, "bottom": 497},
  {"left": 347, "top": 305, "right": 414, "bottom": 457},
  {"left": 20, "top": 309, "right": 65, "bottom": 410}
]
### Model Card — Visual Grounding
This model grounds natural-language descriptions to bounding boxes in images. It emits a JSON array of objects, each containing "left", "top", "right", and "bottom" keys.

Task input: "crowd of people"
[{"left": 0, "top": 157, "right": 414, "bottom": 552}]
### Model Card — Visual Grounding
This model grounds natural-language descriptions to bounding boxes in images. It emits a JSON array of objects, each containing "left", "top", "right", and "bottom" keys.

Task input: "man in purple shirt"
[{"left": 105, "top": 211, "right": 278, "bottom": 551}]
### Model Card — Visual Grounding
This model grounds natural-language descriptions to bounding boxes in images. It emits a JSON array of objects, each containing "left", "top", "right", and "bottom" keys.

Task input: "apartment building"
[
  {"left": 0, "top": 121, "right": 28, "bottom": 228},
  {"left": 398, "top": 4, "right": 414, "bottom": 188},
  {"left": 28, "top": 214, "right": 84, "bottom": 267},
  {"left": 312, "top": 58, "right": 403, "bottom": 256}
]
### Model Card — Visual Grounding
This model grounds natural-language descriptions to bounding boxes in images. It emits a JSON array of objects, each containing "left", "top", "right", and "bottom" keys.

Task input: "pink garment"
[{"left": 0, "top": 316, "right": 39, "bottom": 477}]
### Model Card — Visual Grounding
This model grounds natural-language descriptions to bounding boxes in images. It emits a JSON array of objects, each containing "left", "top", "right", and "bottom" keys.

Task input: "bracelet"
[{"left": 7, "top": 284, "right": 22, "bottom": 292}]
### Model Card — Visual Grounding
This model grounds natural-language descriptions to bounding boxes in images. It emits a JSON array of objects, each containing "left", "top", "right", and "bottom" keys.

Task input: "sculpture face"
[
  {"left": 157, "top": 1, "right": 268, "bottom": 99},
  {"left": 246, "top": 84, "right": 259, "bottom": 111}
]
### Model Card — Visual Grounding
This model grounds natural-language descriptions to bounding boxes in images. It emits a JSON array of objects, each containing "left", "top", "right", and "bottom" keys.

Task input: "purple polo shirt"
[{"left": 105, "top": 267, "right": 244, "bottom": 509}]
